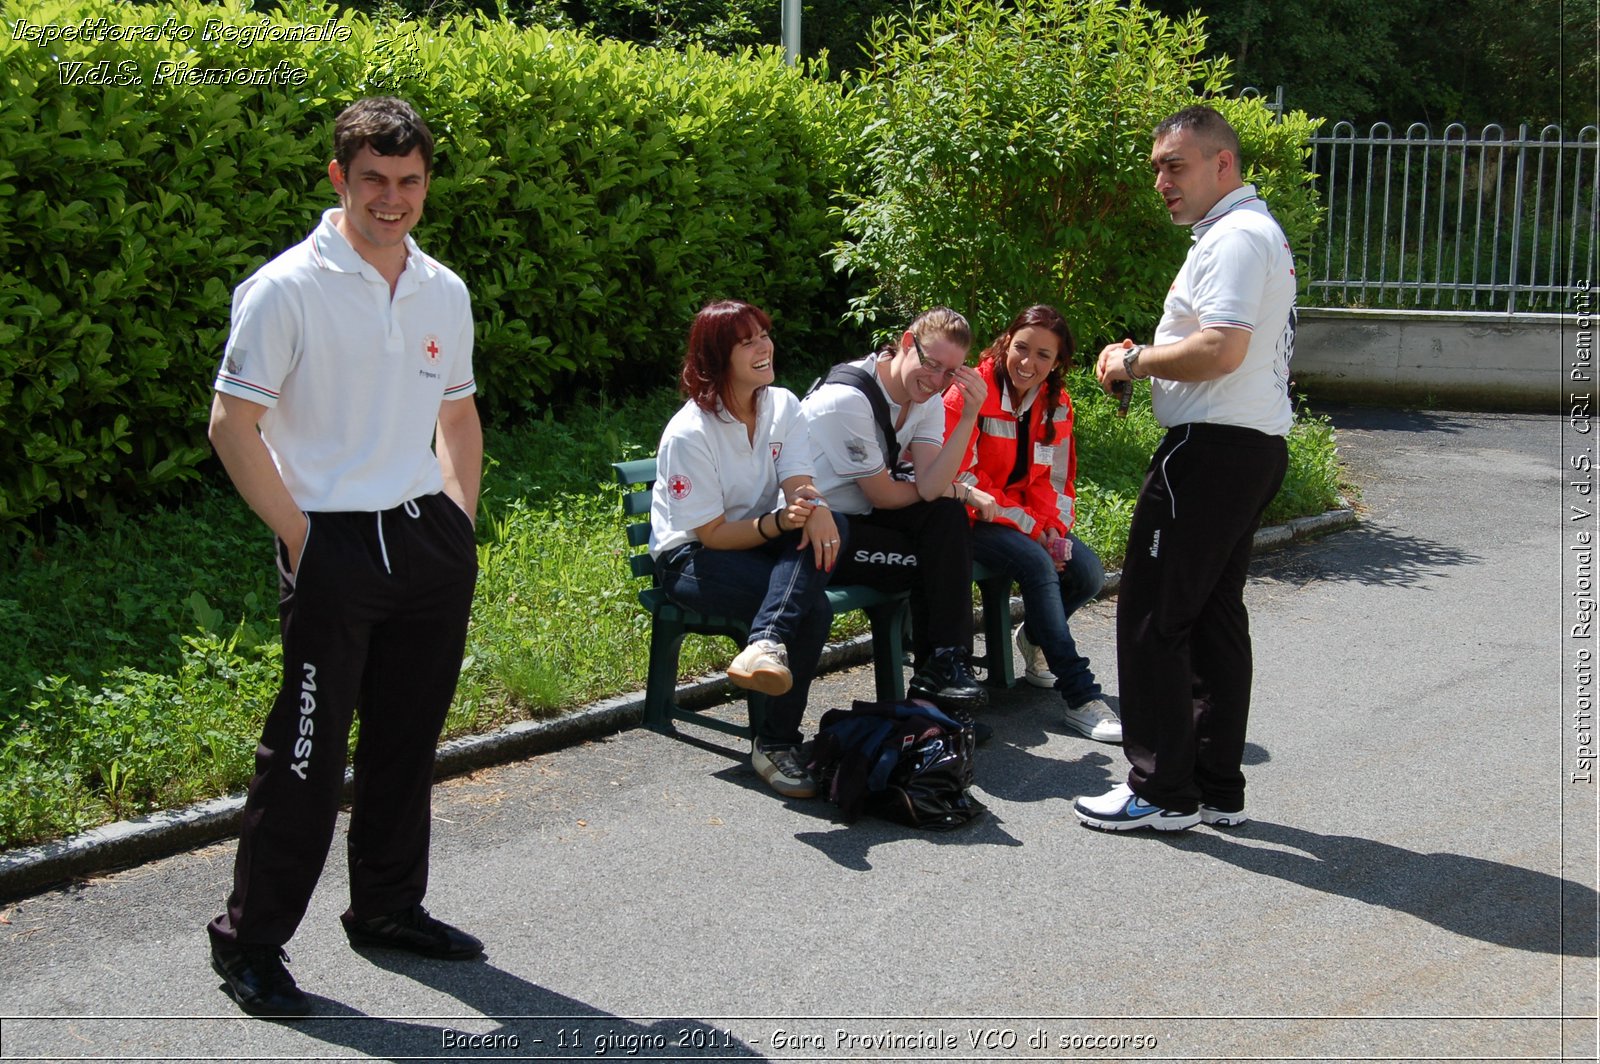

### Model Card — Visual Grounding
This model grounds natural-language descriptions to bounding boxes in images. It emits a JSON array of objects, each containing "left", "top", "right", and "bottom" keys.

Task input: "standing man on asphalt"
[
  {"left": 1076, "top": 105, "right": 1296, "bottom": 832},
  {"left": 205, "top": 96, "right": 484, "bottom": 1017}
]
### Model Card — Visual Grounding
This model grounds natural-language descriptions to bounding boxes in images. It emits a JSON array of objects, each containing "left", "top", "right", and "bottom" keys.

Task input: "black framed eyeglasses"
[{"left": 910, "top": 333, "right": 958, "bottom": 383}]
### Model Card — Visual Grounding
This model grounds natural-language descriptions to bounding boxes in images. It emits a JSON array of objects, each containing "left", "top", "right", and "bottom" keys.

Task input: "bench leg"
[
  {"left": 865, "top": 599, "right": 909, "bottom": 702},
  {"left": 644, "top": 620, "right": 689, "bottom": 733},
  {"left": 977, "top": 576, "right": 1016, "bottom": 688}
]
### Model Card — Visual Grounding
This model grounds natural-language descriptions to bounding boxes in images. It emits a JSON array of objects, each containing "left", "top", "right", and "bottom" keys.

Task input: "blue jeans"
[
  {"left": 658, "top": 515, "right": 847, "bottom": 748},
  {"left": 970, "top": 522, "right": 1103, "bottom": 706}
]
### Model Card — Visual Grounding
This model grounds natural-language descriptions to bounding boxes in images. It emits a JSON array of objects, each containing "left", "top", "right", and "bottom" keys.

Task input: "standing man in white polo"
[
  {"left": 1078, "top": 105, "right": 1296, "bottom": 832},
  {"left": 205, "top": 97, "right": 484, "bottom": 1016}
]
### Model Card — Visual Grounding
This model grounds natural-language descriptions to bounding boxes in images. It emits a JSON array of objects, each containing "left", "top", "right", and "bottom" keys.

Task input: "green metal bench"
[
  {"left": 613, "top": 458, "right": 1019, "bottom": 739},
  {"left": 613, "top": 458, "right": 912, "bottom": 740}
]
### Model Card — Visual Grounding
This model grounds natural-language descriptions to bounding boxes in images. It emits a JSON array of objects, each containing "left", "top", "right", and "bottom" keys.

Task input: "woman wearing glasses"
[
  {"left": 799, "top": 306, "right": 991, "bottom": 718},
  {"left": 943, "top": 305, "right": 1119, "bottom": 742},
  {"left": 650, "top": 300, "right": 844, "bottom": 798}
]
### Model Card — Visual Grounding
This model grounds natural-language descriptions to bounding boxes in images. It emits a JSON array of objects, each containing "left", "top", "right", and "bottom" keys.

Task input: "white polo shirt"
[
  {"left": 650, "top": 387, "right": 815, "bottom": 557},
  {"left": 799, "top": 355, "right": 946, "bottom": 516},
  {"left": 1152, "top": 184, "right": 1296, "bottom": 436},
  {"left": 214, "top": 208, "right": 476, "bottom": 512}
]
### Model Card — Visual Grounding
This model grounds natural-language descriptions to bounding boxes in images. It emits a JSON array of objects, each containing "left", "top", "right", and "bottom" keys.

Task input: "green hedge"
[
  {"left": 2, "top": 0, "right": 1328, "bottom": 546},
  {"left": 0, "top": 0, "right": 865, "bottom": 540}
]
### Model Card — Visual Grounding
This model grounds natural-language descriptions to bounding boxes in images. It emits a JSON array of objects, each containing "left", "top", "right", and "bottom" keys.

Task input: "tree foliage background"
[
  {"left": 372, "top": 0, "right": 1594, "bottom": 128},
  {"left": 832, "top": 0, "right": 1321, "bottom": 345},
  {"left": 1143, "top": 0, "right": 1595, "bottom": 130}
]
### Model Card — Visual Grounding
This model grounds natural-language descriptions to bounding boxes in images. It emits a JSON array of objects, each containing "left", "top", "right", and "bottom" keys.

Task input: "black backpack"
[{"left": 809, "top": 699, "right": 987, "bottom": 830}]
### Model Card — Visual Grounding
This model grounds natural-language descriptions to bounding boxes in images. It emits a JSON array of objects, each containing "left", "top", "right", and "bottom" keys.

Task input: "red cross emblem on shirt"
[
  {"left": 423, "top": 335, "right": 442, "bottom": 364},
  {"left": 667, "top": 474, "right": 692, "bottom": 500}
]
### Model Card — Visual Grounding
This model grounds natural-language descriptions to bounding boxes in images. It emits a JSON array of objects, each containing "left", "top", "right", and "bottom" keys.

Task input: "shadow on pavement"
[
  {"left": 968, "top": 742, "right": 1119, "bottom": 805},
  {"left": 1256, "top": 523, "right": 1480, "bottom": 589},
  {"left": 1179, "top": 820, "right": 1597, "bottom": 956},
  {"left": 278, "top": 955, "right": 767, "bottom": 1061},
  {"left": 793, "top": 815, "right": 1023, "bottom": 872},
  {"left": 1301, "top": 403, "right": 1479, "bottom": 437}
]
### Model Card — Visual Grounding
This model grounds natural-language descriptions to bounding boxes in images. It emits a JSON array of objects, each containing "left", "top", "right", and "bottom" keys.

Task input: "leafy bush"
[
  {"left": 0, "top": 631, "right": 279, "bottom": 846},
  {"left": 833, "top": 0, "right": 1324, "bottom": 347},
  {"left": 0, "top": 0, "right": 328, "bottom": 537},
  {"left": 0, "top": 0, "right": 866, "bottom": 541}
]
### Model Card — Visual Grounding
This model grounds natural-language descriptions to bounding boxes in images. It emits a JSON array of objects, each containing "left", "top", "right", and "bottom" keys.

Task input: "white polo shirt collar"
[
  {"left": 1191, "top": 184, "right": 1264, "bottom": 240},
  {"left": 309, "top": 208, "right": 438, "bottom": 295}
]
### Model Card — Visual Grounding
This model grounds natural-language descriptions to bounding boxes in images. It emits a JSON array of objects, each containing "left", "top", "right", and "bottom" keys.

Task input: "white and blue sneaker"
[{"left": 1073, "top": 783, "right": 1200, "bottom": 832}]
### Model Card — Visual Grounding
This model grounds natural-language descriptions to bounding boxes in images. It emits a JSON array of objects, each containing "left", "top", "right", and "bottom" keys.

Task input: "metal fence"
[{"left": 1305, "top": 122, "right": 1599, "bottom": 312}]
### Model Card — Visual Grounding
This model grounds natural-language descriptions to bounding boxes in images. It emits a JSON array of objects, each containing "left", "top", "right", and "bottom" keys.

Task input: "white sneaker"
[
  {"left": 1063, "top": 693, "right": 1122, "bottom": 743},
  {"left": 1200, "top": 803, "right": 1248, "bottom": 827},
  {"left": 1014, "top": 626, "right": 1055, "bottom": 688},
  {"left": 728, "top": 639, "right": 792, "bottom": 696},
  {"left": 1074, "top": 783, "right": 1199, "bottom": 832}
]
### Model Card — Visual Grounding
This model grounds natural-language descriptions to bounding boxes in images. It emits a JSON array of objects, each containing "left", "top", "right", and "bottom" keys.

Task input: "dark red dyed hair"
[
  {"left": 680, "top": 299, "right": 773, "bottom": 416},
  {"left": 978, "top": 304, "right": 1075, "bottom": 443}
]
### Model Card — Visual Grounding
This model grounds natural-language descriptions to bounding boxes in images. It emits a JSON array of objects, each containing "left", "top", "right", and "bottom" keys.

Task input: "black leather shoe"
[
  {"left": 908, "top": 647, "right": 989, "bottom": 713},
  {"left": 342, "top": 904, "right": 484, "bottom": 960},
  {"left": 211, "top": 941, "right": 312, "bottom": 1018}
]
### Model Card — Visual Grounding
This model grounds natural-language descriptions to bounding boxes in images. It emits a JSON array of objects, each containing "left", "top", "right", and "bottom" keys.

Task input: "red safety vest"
[{"left": 942, "top": 357, "right": 1078, "bottom": 539}]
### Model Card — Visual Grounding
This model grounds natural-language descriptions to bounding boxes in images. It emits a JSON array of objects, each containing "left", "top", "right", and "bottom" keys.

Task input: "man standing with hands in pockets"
[
  {"left": 1076, "top": 105, "right": 1296, "bottom": 832},
  {"left": 206, "top": 96, "right": 484, "bottom": 1016}
]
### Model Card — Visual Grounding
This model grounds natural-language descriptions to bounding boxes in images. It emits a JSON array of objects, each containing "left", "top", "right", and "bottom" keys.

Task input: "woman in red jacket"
[{"left": 943, "top": 305, "right": 1120, "bottom": 742}]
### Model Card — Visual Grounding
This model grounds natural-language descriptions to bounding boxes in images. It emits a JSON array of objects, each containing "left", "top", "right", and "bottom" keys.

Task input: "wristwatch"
[{"left": 1123, "top": 344, "right": 1147, "bottom": 380}]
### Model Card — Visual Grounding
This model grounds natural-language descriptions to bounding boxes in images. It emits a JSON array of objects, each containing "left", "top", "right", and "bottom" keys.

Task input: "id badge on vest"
[{"left": 1033, "top": 443, "right": 1055, "bottom": 467}]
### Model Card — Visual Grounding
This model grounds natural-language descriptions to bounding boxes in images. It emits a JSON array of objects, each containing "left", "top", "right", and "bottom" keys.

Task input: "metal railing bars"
[{"left": 1305, "top": 121, "right": 1599, "bottom": 312}]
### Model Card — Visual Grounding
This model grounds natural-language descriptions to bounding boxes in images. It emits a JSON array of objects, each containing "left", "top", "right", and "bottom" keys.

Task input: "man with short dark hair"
[
  {"left": 1077, "top": 104, "right": 1296, "bottom": 832},
  {"left": 206, "top": 96, "right": 484, "bottom": 1016}
]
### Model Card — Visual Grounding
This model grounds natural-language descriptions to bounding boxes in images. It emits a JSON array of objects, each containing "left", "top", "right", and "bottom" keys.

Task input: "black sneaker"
[
  {"left": 342, "top": 904, "right": 484, "bottom": 960},
  {"left": 210, "top": 940, "right": 312, "bottom": 1018},
  {"left": 908, "top": 647, "right": 989, "bottom": 713},
  {"left": 938, "top": 704, "right": 994, "bottom": 746}
]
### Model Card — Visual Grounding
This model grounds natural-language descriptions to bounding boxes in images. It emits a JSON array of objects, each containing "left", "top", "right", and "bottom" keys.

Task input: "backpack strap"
[{"left": 811, "top": 363, "right": 910, "bottom": 480}]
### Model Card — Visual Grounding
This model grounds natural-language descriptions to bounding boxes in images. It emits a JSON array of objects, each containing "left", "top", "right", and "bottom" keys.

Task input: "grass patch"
[{"left": 0, "top": 379, "right": 1345, "bottom": 848}]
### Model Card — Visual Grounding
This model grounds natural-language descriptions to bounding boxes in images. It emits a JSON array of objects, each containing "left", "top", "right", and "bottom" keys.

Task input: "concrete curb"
[{"left": 0, "top": 503, "right": 1356, "bottom": 902}]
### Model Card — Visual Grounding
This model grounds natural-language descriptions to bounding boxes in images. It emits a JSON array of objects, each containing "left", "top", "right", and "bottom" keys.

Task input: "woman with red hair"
[
  {"left": 649, "top": 300, "right": 844, "bottom": 797},
  {"left": 944, "top": 305, "right": 1119, "bottom": 742}
]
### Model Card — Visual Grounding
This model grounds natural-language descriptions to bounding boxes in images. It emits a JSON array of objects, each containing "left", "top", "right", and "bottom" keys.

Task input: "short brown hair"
[
  {"left": 333, "top": 97, "right": 435, "bottom": 175},
  {"left": 1153, "top": 105, "right": 1241, "bottom": 164}
]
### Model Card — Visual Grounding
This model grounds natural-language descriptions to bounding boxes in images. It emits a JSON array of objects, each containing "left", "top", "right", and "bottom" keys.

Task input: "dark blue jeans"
[
  {"left": 970, "top": 522, "right": 1103, "bottom": 706},
  {"left": 658, "top": 515, "right": 846, "bottom": 748}
]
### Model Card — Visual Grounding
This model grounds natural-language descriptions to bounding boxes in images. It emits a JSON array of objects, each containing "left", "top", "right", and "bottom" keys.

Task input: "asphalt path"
[{"left": 1, "top": 406, "right": 1594, "bottom": 1063}]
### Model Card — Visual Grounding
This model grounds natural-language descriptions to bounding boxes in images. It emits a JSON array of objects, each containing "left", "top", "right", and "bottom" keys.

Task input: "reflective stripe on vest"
[{"left": 980, "top": 415, "right": 1018, "bottom": 439}]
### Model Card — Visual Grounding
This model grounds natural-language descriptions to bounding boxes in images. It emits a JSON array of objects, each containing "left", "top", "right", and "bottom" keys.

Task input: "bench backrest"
[{"left": 612, "top": 457, "right": 660, "bottom": 582}]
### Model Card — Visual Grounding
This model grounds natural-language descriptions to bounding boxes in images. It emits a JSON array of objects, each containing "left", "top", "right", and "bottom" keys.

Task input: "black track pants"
[
  {"left": 209, "top": 492, "right": 477, "bottom": 947},
  {"left": 830, "top": 496, "right": 974, "bottom": 659},
  {"left": 1116, "top": 423, "right": 1287, "bottom": 813}
]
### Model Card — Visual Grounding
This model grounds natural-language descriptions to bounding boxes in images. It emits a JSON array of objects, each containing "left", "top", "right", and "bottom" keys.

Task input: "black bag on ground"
[{"left": 809, "top": 698, "right": 987, "bottom": 830}]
